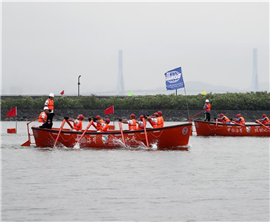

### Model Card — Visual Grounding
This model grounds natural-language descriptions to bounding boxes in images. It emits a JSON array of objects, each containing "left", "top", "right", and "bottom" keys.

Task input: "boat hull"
[
  {"left": 194, "top": 120, "right": 270, "bottom": 137},
  {"left": 32, "top": 123, "right": 192, "bottom": 148}
]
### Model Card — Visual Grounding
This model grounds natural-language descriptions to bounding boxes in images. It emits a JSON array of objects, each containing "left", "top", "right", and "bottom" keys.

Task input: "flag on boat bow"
[
  {"left": 6, "top": 107, "right": 17, "bottom": 118},
  {"left": 164, "top": 67, "right": 185, "bottom": 90}
]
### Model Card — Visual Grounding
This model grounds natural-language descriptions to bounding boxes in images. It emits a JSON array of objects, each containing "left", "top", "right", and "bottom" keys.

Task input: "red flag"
[
  {"left": 6, "top": 107, "right": 17, "bottom": 118},
  {"left": 104, "top": 105, "right": 114, "bottom": 115},
  {"left": 60, "top": 90, "right": 64, "bottom": 95}
]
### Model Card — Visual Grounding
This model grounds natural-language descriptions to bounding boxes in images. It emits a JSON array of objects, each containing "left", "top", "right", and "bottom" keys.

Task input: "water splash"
[{"left": 73, "top": 143, "right": 80, "bottom": 149}]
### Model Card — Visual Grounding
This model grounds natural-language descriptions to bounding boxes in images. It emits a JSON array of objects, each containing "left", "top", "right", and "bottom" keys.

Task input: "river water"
[{"left": 1, "top": 121, "right": 269, "bottom": 221}]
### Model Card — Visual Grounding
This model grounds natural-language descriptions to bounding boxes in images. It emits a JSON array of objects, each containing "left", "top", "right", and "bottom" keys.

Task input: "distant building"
[
  {"left": 251, "top": 48, "right": 259, "bottom": 92},
  {"left": 116, "top": 50, "right": 125, "bottom": 95}
]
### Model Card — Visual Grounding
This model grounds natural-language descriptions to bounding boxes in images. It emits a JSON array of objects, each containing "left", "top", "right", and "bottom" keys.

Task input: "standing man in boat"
[
  {"left": 217, "top": 113, "right": 231, "bottom": 124},
  {"left": 121, "top": 114, "right": 137, "bottom": 130},
  {"left": 44, "top": 93, "right": 55, "bottom": 128},
  {"left": 203, "top": 99, "right": 211, "bottom": 122},
  {"left": 68, "top": 114, "right": 84, "bottom": 131},
  {"left": 233, "top": 114, "right": 245, "bottom": 125},
  {"left": 258, "top": 114, "right": 270, "bottom": 125},
  {"left": 157, "top": 111, "right": 164, "bottom": 127},
  {"left": 38, "top": 106, "right": 50, "bottom": 128}
]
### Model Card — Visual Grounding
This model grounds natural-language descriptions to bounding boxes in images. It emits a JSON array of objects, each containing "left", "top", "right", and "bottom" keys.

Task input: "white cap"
[
  {"left": 205, "top": 99, "right": 209, "bottom": 103},
  {"left": 44, "top": 106, "right": 49, "bottom": 110},
  {"left": 49, "top": 93, "right": 54, "bottom": 97}
]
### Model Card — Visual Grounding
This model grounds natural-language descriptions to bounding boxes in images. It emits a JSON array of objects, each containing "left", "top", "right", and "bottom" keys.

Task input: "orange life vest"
[
  {"left": 45, "top": 99, "right": 54, "bottom": 111},
  {"left": 236, "top": 117, "right": 245, "bottom": 125},
  {"left": 129, "top": 119, "right": 137, "bottom": 130},
  {"left": 221, "top": 115, "right": 230, "bottom": 124},
  {"left": 204, "top": 103, "right": 211, "bottom": 112},
  {"left": 262, "top": 117, "right": 270, "bottom": 125},
  {"left": 151, "top": 118, "right": 160, "bottom": 129},
  {"left": 96, "top": 119, "right": 105, "bottom": 131},
  {"left": 38, "top": 112, "right": 47, "bottom": 123},
  {"left": 158, "top": 116, "right": 164, "bottom": 127},
  {"left": 99, "top": 123, "right": 109, "bottom": 132},
  {"left": 73, "top": 119, "right": 82, "bottom": 131},
  {"left": 137, "top": 121, "right": 144, "bottom": 130}
]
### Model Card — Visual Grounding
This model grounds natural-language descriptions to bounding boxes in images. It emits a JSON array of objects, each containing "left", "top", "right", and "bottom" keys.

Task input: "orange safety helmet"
[
  {"left": 95, "top": 115, "right": 101, "bottom": 120},
  {"left": 236, "top": 114, "right": 241, "bottom": 118},
  {"left": 220, "top": 113, "right": 224, "bottom": 117},
  {"left": 153, "top": 112, "right": 159, "bottom": 116},
  {"left": 105, "top": 118, "right": 110, "bottom": 124},
  {"left": 78, "top": 114, "right": 84, "bottom": 120},
  {"left": 130, "top": 114, "right": 136, "bottom": 118},
  {"left": 262, "top": 114, "right": 266, "bottom": 118}
]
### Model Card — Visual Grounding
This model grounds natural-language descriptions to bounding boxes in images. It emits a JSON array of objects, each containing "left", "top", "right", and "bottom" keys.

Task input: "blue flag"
[{"left": 164, "top": 67, "right": 185, "bottom": 90}]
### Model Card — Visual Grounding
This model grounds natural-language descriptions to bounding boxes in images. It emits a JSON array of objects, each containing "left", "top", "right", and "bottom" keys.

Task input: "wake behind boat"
[
  {"left": 31, "top": 123, "right": 192, "bottom": 149},
  {"left": 194, "top": 120, "right": 270, "bottom": 137}
]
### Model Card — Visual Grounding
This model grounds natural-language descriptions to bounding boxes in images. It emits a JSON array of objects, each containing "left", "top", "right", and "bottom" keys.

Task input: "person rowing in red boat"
[
  {"left": 157, "top": 111, "right": 164, "bottom": 127},
  {"left": 136, "top": 115, "right": 146, "bottom": 130},
  {"left": 217, "top": 113, "right": 231, "bottom": 124},
  {"left": 233, "top": 114, "right": 245, "bottom": 125},
  {"left": 96, "top": 118, "right": 110, "bottom": 132},
  {"left": 121, "top": 114, "right": 137, "bottom": 131},
  {"left": 67, "top": 114, "right": 84, "bottom": 131},
  {"left": 93, "top": 115, "right": 105, "bottom": 131},
  {"left": 147, "top": 112, "right": 161, "bottom": 129},
  {"left": 258, "top": 114, "right": 270, "bottom": 125}
]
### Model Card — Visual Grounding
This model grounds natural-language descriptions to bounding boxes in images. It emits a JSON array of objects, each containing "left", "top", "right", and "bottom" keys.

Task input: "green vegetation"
[{"left": 1, "top": 92, "right": 270, "bottom": 110}]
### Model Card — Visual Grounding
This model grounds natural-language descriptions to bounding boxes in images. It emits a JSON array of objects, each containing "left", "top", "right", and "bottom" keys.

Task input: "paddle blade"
[
  {"left": 21, "top": 140, "right": 31, "bottom": 146},
  {"left": 73, "top": 143, "right": 80, "bottom": 149}
]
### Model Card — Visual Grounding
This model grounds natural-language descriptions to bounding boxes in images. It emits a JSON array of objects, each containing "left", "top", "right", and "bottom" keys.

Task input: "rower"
[
  {"left": 39, "top": 107, "right": 50, "bottom": 128},
  {"left": 121, "top": 114, "right": 137, "bottom": 131},
  {"left": 233, "top": 114, "right": 245, "bottom": 125},
  {"left": 136, "top": 115, "right": 146, "bottom": 130},
  {"left": 258, "top": 114, "right": 270, "bottom": 125},
  {"left": 217, "top": 113, "right": 231, "bottom": 124},
  {"left": 97, "top": 118, "right": 110, "bottom": 132},
  {"left": 157, "top": 111, "right": 164, "bottom": 127},
  {"left": 68, "top": 114, "right": 84, "bottom": 131},
  {"left": 147, "top": 112, "right": 161, "bottom": 129}
]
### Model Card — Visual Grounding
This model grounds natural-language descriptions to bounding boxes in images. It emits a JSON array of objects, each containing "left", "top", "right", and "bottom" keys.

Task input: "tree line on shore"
[{"left": 1, "top": 92, "right": 269, "bottom": 110}]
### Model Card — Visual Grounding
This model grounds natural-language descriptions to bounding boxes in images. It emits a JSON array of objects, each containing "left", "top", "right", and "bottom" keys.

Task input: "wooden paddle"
[
  {"left": 53, "top": 119, "right": 66, "bottom": 148},
  {"left": 255, "top": 120, "right": 270, "bottom": 130},
  {"left": 189, "top": 110, "right": 204, "bottom": 122},
  {"left": 142, "top": 118, "right": 149, "bottom": 148},
  {"left": 75, "top": 120, "right": 93, "bottom": 145},
  {"left": 118, "top": 121, "right": 126, "bottom": 146},
  {"left": 231, "top": 120, "right": 243, "bottom": 126}
]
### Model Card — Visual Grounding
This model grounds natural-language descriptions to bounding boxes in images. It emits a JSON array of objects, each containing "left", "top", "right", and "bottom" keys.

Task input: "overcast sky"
[{"left": 2, "top": 1, "right": 269, "bottom": 95}]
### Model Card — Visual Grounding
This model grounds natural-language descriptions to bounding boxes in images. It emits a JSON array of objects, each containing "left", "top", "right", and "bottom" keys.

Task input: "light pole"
[{"left": 78, "top": 75, "right": 81, "bottom": 96}]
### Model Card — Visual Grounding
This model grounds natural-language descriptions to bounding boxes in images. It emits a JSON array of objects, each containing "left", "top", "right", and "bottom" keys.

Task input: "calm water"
[{"left": 1, "top": 121, "right": 269, "bottom": 221}]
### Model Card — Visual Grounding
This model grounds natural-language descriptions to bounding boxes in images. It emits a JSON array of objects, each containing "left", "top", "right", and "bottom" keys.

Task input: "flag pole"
[
  {"left": 183, "top": 86, "right": 190, "bottom": 119},
  {"left": 176, "top": 89, "right": 177, "bottom": 95}
]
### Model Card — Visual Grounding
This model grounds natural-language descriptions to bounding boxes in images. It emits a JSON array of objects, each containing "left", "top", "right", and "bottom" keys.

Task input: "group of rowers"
[
  {"left": 61, "top": 111, "right": 164, "bottom": 132},
  {"left": 215, "top": 113, "right": 270, "bottom": 126},
  {"left": 38, "top": 93, "right": 270, "bottom": 131}
]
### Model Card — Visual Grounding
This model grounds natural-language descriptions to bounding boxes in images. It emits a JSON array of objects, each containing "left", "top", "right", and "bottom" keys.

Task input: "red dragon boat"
[
  {"left": 194, "top": 120, "right": 270, "bottom": 137},
  {"left": 23, "top": 122, "right": 192, "bottom": 149}
]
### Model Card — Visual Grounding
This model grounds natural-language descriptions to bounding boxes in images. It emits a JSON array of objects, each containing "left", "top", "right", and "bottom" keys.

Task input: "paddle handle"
[
  {"left": 255, "top": 120, "right": 270, "bottom": 130},
  {"left": 142, "top": 118, "right": 149, "bottom": 147},
  {"left": 189, "top": 110, "right": 204, "bottom": 122},
  {"left": 119, "top": 122, "right": 126, "bottom": 146},
  {"left": 53, "top": 119, "right": 66, "bottom": 148},
  {"left": 76, "top": 120, "right": 93, "bottom": 144}
]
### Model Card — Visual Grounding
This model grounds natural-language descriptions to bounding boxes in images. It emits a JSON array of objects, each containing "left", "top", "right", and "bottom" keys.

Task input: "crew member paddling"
[
  {"left": 136, "top": 115, "right": 146, "bottom": 130},
  {"left": 39, "top": 107, "right": 50, "bottom": 128},
  {"left": 121, "top": 114, "right": 137, "bottom": 131},
  {"left": 68, "top": 114, "right": 84, "bottom": 131},
  {"left": 147, "top": 112, "right": 161, "bottom": 129},
  {"left": 157, "top": 111, "right": 164, "bottom": 127},
  {"left": 259, "top": 114, "right": 270, "bottom": 125},
  {"left": 203, "top": 99, "right": 211, "bottom": 122},
  {"left": 96, "top": 118, "right": 110, "bottom": 132},
  {"left": 234, "top": 114, "right": 245, "bottom": 125},
  {"left": 217, "top": 113, "right": 231, "bottom": 124},
  {"left": 94, "top": 115, "right": 105, "bottom": 131}
]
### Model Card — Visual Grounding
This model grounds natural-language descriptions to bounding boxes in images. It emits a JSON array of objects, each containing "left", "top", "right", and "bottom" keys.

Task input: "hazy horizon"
[{"left": 2, "top": 1, "right": 269, "bottom": 96}]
